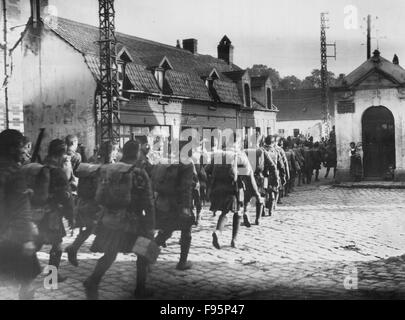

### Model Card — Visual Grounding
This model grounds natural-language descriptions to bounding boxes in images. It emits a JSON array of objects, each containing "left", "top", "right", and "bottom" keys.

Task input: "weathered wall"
[
  {"left": 121, "top": 97, "right": 276, "bottom": 142},
  {"left": 276, "top": 119, "right": 323, "bottom": 139},
  {"left": 22, "top": 26, "right": 96, "bottom": 158},
  {"left": 334, "top": 88, "right": 405, "bottom": 181},
  {"left": 0, "top": 0, "right": 26, "bottom": 132},
  {"left": 121, "top": 97, "right": 239, "bottom": 136}
]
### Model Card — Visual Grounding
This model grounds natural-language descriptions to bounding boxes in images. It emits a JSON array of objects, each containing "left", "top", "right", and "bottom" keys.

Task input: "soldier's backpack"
[
  {"left": 95, "top": 163, "right": 134, "bottom": 209},
  {"left": 21, "top": 163, "right": 50, "bottom": 207},
  {"left": 211, "top": 151, "right": 237, "bottom": 183},
  {"left": 151, "top": 164, "right": 179, "bottom": 196},
  {"left": 76, "top": 163, "right": 101, "bottom": 200}
]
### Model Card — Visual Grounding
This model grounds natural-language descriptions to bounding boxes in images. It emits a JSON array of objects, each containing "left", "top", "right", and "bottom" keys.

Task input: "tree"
[
  {"left": 278, "top": 75, "right": 302, "bottom": 90},
  {"left": 247, "top": 64, "right": 281, "bottom": 89},
  {"left": 302, "top": 69, "right": 337, "bottom": 88}
]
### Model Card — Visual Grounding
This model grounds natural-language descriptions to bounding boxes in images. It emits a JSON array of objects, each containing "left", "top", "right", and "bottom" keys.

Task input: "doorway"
[{"left": 362, "top": 106, "right": 395, "bottom": 179}]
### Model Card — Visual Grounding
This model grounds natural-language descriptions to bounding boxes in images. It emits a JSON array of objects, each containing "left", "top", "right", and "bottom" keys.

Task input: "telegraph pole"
[
  {"left": 320, "top": 12, "right": 336, "bottom": 137},
  {"left": 2, "top": 0, "right": 9, "bottom": 129},
  {"left": 366, "top": 14, "right": 371, "bottom": 59},
  {"left": 98, "top": 0, "right": 120, "bottom": 145}
]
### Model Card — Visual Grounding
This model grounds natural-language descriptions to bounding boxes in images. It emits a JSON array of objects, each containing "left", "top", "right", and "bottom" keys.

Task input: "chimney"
[
  {"left": 393, "top": 54, "right": 399, "bottom": 65},
  {"left": 182, "top": 39, "right": 198, "bottom": 54},
  {"left": 176, "top": 40, "right": 181, "bottom": 49},
  {"left": 217, "top": 35, "right": 234, "bottom": 65},
  {"left": 30, "top": 0, "right": 48, "bottom": 26}
]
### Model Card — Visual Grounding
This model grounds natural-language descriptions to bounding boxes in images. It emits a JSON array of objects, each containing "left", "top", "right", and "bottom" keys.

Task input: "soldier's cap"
[{"left": 48, "top": 139, "right": 67, "bottom": 156}]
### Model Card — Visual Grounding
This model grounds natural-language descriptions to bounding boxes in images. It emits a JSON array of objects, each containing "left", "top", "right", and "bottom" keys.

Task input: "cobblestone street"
[{"left": 1, "top": 174, "right": 405, "bottom": 300}]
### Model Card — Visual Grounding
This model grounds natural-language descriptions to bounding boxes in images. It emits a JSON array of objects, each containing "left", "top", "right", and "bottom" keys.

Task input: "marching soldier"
[
  {"left": 276, "top": 137, "right": 289, "bottom": 202},
  {"left": 152, "top": 146, "right": 196, "bottom": 270},
  {"left": 0, "top": 129, "right": 41, "bottom": 300},
  {"left": 36, "top": 139, "right": 74, "bottom": 283},
  {"left": 262, "top": 135, "right": 284, "bottom": 215},
  {"left": 284, "top": 140, "right": 297, "bottom": 194},
  {"left": 210, "top": 134, "right": 262, "bottom": 249},
  {"left": 65, "top": 141, "right": 117, "bottom": 267},
  {"left": 84, "top": 140, "right": 156, "bottom": 299}
]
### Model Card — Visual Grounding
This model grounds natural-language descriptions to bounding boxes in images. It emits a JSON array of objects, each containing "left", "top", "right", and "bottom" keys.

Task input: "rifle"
[{"left": 31, "top": 128, "right": 45, "bottom": 164}]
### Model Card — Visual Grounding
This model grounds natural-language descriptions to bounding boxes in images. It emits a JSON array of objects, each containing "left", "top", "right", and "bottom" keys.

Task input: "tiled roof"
[
  {"left": 125, "top": 63, "right": 161, "bottom": 93},
  {"left": 45, "top": 17, "right": 247, "bottom": 106},
  {"left": 273, "top": 89, "right": 333, "bottom": 121},
  {"left": 337, "top": 51, "right": 405, "bottom": 88},
  {"left": 251, "top": 97, "right": 278, "bottom": 112},
  {"left": 165, "top": 70, "right": 212, "bottom": 100}
]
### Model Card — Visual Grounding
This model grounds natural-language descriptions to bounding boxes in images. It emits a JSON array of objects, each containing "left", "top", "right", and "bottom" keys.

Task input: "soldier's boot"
[
  {"left": 48, "top": 247, "right": 67, "bottom": 283},
  {"left": 176, "top": 231, "right": 193, "bottom": 271},
  {"left": 255, "top": 203, "right": 264, "bottom": 225},
  {"left": 273, "top": 192, "right": 279, "bottom": 211},
  {"left": 212, "top": 212, "right": 227, "bottom": 249},
  {"left": 315, "top": 170, "right": 320, "bottom": 182},
  {"left": 134, "top": 256, "right": 154, "bottom": 299},
  {"left": 155, "top": 231, "right": 169, "bottom": 248},
  {"left": 231, "top": 212, "right": 242, "bottom": 248},
  {"left": 65, "top": 228, "right": 93, "bottom": 267},
  {"left": 84, "top": 252, "right": 117, "bottom": 300},
  {"left": 242, "top": 208, "right": 251, "bottom": 228},
  {"left": 195, "top": 210, "right": 201, "bottom": 226}
]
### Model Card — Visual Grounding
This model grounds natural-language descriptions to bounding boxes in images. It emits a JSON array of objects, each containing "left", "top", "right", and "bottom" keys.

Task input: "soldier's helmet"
[{"left": 121, "top": 140, "right": 140, "bottom": 163}]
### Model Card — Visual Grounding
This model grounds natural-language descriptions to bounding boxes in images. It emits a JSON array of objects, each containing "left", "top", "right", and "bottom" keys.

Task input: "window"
[
  {"left": 154, "top": 68, "right": 165, "bottom": 90},
  {"left": 244, "top": 83, "right": 251, "bottom": 107},
  {"left": 267, "top": 87, "right": 272, "bottom": 109},
  {"left": 293, "top": 129, "right": 300, "bottom": 137},
  {"left": 278, "top": 129, "right": 285, "bottom": 137}
]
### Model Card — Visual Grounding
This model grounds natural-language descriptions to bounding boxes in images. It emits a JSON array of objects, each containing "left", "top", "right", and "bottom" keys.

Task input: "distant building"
[
  {"left": 0, "top": 0, "right": 31, "bottom": 132},
  {"left": 18, "top": 1, "right": 277, "bottom": 158},
  {"left": 272, "top": 88, "right": 334, "bottom": 141},
  {"left": 332, "top": 50, "right": 405, "bottom": 181}
]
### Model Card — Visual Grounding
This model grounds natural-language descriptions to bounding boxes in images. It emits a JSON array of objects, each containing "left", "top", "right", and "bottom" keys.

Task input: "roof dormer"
[
  {"left": 152, "top": 56, "right": 173, "bottom": 91},
  {"left": 117, "top": 46, "right": 134, "bottom": 63}
]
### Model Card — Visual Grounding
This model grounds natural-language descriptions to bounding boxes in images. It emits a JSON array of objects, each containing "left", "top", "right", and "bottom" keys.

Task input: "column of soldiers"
[{"left": 0, "top": 127, "right": 336, "bottom": 300}]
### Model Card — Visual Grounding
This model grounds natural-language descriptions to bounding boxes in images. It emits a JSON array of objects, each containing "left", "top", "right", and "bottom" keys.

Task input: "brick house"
[{"left": 18, "top": 5, "right": 277, "bottom": 158}]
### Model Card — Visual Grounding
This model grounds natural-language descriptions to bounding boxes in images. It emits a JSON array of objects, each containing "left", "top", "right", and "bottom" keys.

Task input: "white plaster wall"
[
  {"left": 22, "top": 27, "right": 97, "bottom": 158},
  {"left": 335, "top": 88, "right": 405, "bottom": 173},
  {"left": 276, "top": 120, "right": 322, "bottom": 139}
]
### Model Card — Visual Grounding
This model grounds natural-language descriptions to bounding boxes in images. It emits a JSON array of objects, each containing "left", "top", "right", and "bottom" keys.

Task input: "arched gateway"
[{"left": 362, "top": 106, "right": 395, "bottom": 179}]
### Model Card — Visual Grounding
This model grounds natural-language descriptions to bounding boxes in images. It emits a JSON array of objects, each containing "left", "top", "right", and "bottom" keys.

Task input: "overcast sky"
[{"left": 24, "top": 0, "right": 405, "bottom": 79}]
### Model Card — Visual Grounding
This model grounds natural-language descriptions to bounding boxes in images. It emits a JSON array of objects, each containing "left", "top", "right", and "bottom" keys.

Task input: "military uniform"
[
  {"left": 0, "top": 158, "right": 41, "bottom": 286},
  {"left": 209, "top": 150, "right": 259, "bottom": 249},
  {"left": 242, "top": 148, "right": 276, "bottom": 225},
  {"left": 152, "top": 162, "right": 195, "bottom": 270},
  {"left": 85, "top": 160, "right": 156, "bottom": 299}
]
